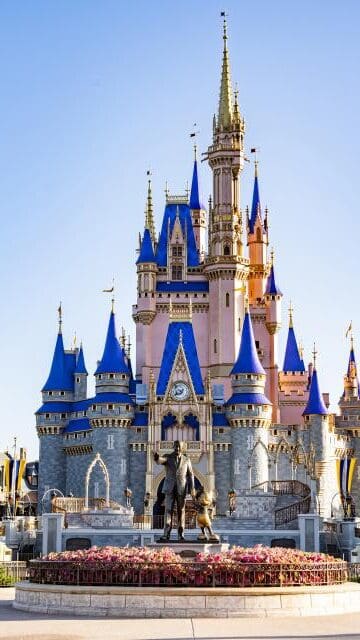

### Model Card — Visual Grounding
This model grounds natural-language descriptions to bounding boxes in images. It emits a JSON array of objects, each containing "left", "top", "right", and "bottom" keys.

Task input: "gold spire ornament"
[
  {"left": 218, "top": 12, "right": 233, "bottom": 129},
  {"left": 145, "top": 171, "right": 156, "bottom": 245},
  {"left": 288, "top": 301, "right": 294, "bottom": 328}
]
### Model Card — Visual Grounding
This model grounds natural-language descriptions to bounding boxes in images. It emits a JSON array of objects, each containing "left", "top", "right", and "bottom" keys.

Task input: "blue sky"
[{"left": 0, "top": 0, "right": 359, "bottom": 459}]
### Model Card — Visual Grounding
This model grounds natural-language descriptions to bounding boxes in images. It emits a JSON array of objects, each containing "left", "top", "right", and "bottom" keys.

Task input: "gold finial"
[
  {"left": 270, "top": 247, "right": 275, "bottom": 267},
  {"left": 73, "top": 331, "right": 77, "bottom": 350},
  {"left": 288, "top": 301, "right": 294, "bottom": 328},
  {"left": 57, "top": 302, "right": 62, "bottom": 334},
  {"left": 312, "top": 342, "right": 317, "bottom": 369},
  {"left": 299, "top": 341, "right": 304, "bottom": 361},
  {"left": 127, "top": 335, "right": 131, "bottom": 358},
  {"left": 194, "top": 142, "right": 197, "bottom": 161},
  {"left": 185, "top": 180, "right": 189, "bottom": 197},
  {"left": 244, "top": 295, "right": 249, "bottom": 312}
]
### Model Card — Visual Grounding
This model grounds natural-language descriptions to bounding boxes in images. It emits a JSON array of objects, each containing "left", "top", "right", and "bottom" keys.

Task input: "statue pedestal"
[{"left": 149, "top": 540, "right": 229, "bottom": 557}]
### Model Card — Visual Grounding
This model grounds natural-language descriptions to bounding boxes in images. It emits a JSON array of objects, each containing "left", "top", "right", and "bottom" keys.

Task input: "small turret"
[
  {"left": 265, "top": 251, "right": 282, "bottom": 334},
  {"left": 303, "top": 366, "right": 328, "bottom": 417},
  {"left": 74, "top": 344, "right": 88, "bottom": 401},
  {"left": 303, "top": 347, "right": 332, "bottom": 517},
  {"left": 41, "top": 305, "right": 74, "bottom": 402},
  {"left": 343, "top": 336, "right": 359, "bottom": 401},
  {"left": 95, "top": 306, "right": 130, "bottom": 394},
  {"left": 247, "top": 163, "right": 269, "bottom": 303},
  {"left": 189, "top": 146, "right": 206, "bottom": 260},
  {"left": 226, "top": 305, "right": 272, "bottom": 491},
  {"left": 278, "top": 304, "right": 308, "bottom": 424}
]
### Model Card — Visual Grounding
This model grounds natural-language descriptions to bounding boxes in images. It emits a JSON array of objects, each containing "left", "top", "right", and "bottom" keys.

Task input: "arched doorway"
[{"left": 152, "top": 476, "right": 202, "bottom": 529}]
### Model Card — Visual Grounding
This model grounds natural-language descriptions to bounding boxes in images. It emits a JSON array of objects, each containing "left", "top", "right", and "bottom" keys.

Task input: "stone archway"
[{"left": 85, "top": 453, "right": 110, "bottom": 509}]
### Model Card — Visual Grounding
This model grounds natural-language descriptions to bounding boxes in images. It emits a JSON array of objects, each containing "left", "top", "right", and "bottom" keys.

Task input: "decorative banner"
[
  {"left": 347, "top": 458, "right": 357, "bottom": 494},
  {"left": 17, "top": 458, "right": 26, "bottom": 491},
  {"left": 336, "top": 457, "right": 357, "bottom": 496}
]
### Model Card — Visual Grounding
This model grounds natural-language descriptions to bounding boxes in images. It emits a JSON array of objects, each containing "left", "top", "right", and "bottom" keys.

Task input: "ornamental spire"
[
  {"left": 144, "top": 172, "right": 156, "bottom": 246},
  {"left": 218, "top": 12, "right": 233, "bottom": 130}
]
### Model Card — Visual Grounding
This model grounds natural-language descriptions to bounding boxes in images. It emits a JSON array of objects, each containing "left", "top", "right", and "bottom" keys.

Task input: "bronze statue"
[
  {"left": 153, "top": 440, "right": 195, "bottom": 541},
  {"left": 193, "top": 486, "right": 219, "bottom": 542}
]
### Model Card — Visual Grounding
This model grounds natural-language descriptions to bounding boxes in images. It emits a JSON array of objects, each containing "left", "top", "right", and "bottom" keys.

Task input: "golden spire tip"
[{"left": 288, "top": 301, "right": 293, "bottom": 328}]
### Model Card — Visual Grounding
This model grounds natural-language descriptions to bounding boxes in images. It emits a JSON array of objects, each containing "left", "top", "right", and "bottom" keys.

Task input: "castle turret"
[
  {"left": 189, "top": 147, "right": 206, "bottom": 261},
  {"left": 91, "top": 306, "right": 134, "bottom": 505},
  {"left": 95, "top": 306, "right": 130, "bottom": 394},
  {"left": 134, "top": 181, "right": 158, "bottom": 379},
  {"left": 303, "top": 349, "right": 333, "bottom": 516},
  {"left": 204, "top": 17, "right": 248, "bottom": 390},
  {"left": 247, "top": 163, "right": 269, "bottom": 303},
  {"left": 278, "top": 304, "right": 308, "bottom": 425},
  {"left": 37, "top": 307, "right": 70, "bottom": 509},
  {"left": 226, "top": 306, "right": 272, "bottom": 492},
  {"left": 264, "top": 252, "right": 282, "bottom": 422},
  {"left": 74, "top": 344, "right": 88, "bottom": 401}
]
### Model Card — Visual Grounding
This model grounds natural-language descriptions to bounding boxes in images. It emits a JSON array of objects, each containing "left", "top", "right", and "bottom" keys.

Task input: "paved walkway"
[{"left": 1, "top": 588, "right": 360, "bottom": 640}]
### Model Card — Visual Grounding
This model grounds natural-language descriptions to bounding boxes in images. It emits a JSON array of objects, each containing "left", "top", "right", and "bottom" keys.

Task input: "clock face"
[{"left": 171, "top": 381, "right": 190, "bottom": 401}]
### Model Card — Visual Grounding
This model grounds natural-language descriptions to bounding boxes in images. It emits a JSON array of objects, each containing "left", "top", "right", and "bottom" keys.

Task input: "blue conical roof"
[
  {"left": 189, "top": 160, "right": 205, "bottom": 210},
  {"left": 283, "top": 325, "right": 305, "bottom": 372},
  {"left": 75, "top": 345, "right": 88, "bottom": 375},
  {"left": 95, "top": 311, "right": 129, "bottom": 375},
  {"left": 157, "top": 321, "right": 205, "bottom": 395},
  {"left": 136, "top": 228, "right": 156, "bottom": 264},
  {"left": 42, "top": 332, "right": 74, "bottom": 391},
  {"left": 347, "top": 346, "right": 356, "bottom": 376},
  {"left": 249, "top": 170, "right": 261, "bottom": 233},
  {"left": 231, "top": 310, "right": 265, "bottom": 375},
  {"left": 303, "top": 369, "right": 328, "bottom": 415},
  {"left": 265, "top": 264, "right": 282, "bottom": 296}
]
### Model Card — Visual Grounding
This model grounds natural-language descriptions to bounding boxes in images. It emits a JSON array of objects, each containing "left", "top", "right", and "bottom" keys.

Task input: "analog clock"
[{"left": 171, "top": 381, "right": 190, "bottom": 401}]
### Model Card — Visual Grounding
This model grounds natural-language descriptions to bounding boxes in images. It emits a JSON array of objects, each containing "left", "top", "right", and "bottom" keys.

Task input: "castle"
[{"left": 36, "top": 19, "right": 359, "bottom": 535}]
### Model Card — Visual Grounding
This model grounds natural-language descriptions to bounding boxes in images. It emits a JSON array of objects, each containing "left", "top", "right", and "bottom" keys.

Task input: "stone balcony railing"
[{"left": 158, "top": 441, "right": 202, "bottom": 452}]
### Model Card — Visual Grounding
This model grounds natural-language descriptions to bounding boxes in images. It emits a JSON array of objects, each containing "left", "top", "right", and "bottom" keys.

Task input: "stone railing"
[{"left": 159, "top": 441, "right": 202, "bottom": 451}]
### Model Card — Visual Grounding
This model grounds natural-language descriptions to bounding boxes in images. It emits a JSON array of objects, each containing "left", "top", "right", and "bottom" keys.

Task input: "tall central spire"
[
  {"left": 144, "top": 176, "right": 156, "bottom": 246},
  {"left": 218, "top": 15, "right": 233, "bottom": 130}
]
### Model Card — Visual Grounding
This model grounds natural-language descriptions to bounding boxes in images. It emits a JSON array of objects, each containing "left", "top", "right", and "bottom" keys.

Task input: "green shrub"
[{"left": 0, "top": 568, "right": 14, "bottom": 587}]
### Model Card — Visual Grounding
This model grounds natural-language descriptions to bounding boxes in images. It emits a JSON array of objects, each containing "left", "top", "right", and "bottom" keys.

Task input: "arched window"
[
  {"left": 214, "top": 339, "right": 217, "bottom": 354},
  {"left": 225, "top": 292, "right": 230, "bottom": 307},
  {"left": 224, "top": 244, "right": 230, "bottom": 256}
]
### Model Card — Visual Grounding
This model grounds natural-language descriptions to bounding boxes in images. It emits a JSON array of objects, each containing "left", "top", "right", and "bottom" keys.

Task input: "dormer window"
[
  {"left": 98, "top": 374, "right": 102, "bottom": 380},
  {"left": 109, "top": 373, "right": 114, "bottom": 380},
  {"left": 171, "top": 265, "right": 183, "bottom": 280},
  {"left": 172, "top": 245, "right": 183, "bottom": 257},
  {"left": 223, "top": 244, "right": 230, "bottom": 256},
  {"left": 48, "top": 391, "right": 53, "bottom": 397},
  {"left": 60, "top": 391, "right": 65, "bottom": 396},
  {"left": 76, "top": 377, "right": 80, "bottom": 384}
]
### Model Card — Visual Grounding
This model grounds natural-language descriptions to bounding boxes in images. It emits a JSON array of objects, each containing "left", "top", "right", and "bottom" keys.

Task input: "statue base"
[{"left": 150, "top": 540, "right": 229, "bottom": 557}]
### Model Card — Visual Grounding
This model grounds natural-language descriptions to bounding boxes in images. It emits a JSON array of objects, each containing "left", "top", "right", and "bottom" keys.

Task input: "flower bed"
[{"left": 28, "top": 545, "right": 347, "bottom": 588}]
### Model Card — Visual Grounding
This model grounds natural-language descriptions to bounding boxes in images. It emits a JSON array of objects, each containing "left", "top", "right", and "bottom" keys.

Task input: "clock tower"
[{"left": 143, "top": 303, "right": 215, "bottom": 517}]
